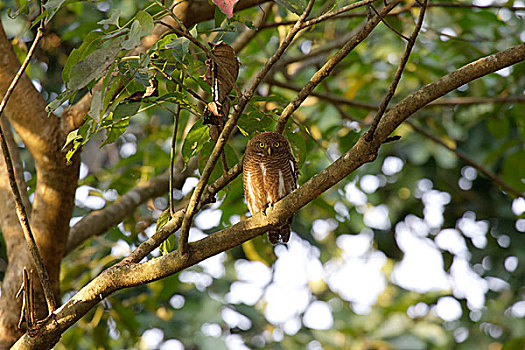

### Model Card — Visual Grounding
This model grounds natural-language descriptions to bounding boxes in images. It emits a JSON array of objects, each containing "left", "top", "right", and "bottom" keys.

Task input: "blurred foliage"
[{"left": 0, "top": 0, "right": 524, "bottom": 349}]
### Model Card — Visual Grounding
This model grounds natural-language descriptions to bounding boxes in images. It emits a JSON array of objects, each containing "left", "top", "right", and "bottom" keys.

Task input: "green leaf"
[
  {"left": 68, "top": 36, "right": 124, "bottom": 91},
  {"left": 165, "top": 37, "right": 190, "bottom": 63},
  {"left": 159, "top": 235, "right": 177, "bottom": 255},
  {"left": 63, "top": 129, "right": 81, "bottom": 149},
  {"left": 122, "top": 20, "right": 142, "bottom": 50},
  {"left": 62, "top": 31, "right": 103, "bottom": 85},
  {"left": 101, "top": 113, "right": 130, "bottom": 146},
  {"left": 46, "top": 90, "right": 76, "bottom": 113},
  {"left": 158, "top": 210, "right": 177, "bottom": 254},
  {"left": 274, "top": 0, "right": 306, "bottom": 15},
  {"left": 182, "top": 120, "right": 209, "bottom": 163},
  {"left": 98, "top": 9, "right": 121, "bottom": 27},
  {"left": 88, "top": 86, "right": 104, "bottom": 122},
  {"left": 237, "top": 109, "right": 275, "bottom": 136},
  {"left": 198, "top": 143, "right": 238, "bottom": 184},
  {"left": 113, "top": 102, "right": 141, "bottom": 120},
  {"left": 136, "top": 10, "right": 154, "bottom": 35},
  {"left": 43, "top": 0, "right": 66, "bottom": 23},
  {"left": 7, "top": 0, "right": 31, "bottom": 18},
  {"left": 214, "top": 6, "right": 227, "bottom": 27},
  {"left": 502, "top": 149, "right": 525, "bottom": 191},
  {"left": 65, "top": 140, "right": 82, "bottom": 165},
  {"left": 156, "top": 92, "right": 200, "bottom": 115}
]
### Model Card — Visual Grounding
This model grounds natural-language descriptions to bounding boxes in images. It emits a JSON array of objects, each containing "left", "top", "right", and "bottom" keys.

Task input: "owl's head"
[{"left": 246, "top": 131, "right": 291, "bottom": 158}]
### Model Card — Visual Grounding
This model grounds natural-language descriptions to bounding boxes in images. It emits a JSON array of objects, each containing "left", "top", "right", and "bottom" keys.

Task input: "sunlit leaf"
[{"left": 98, "top": 9, "right": 121, "bottom": 26}]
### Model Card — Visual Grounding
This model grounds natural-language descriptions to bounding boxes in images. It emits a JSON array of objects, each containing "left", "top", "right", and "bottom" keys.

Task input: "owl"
[{"left": 243, "top": 132, "right": 298, "bottom": 244}]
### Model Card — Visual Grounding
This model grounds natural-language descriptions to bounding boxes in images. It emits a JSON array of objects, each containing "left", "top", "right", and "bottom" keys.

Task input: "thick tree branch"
[
  {"left": 0, "top": 15, "right": 57, "bottom": 315},
  {"left": 1, "top": 17, "right": 80, "bottom": 347},
  {"left": 12, "top": 40, "right": 525, "bottom": 350}
]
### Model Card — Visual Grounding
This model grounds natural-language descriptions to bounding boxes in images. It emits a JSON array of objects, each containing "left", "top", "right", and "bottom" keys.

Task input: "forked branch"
[{"left": 0, "top": 13, "right": 57, "bottom": 315}]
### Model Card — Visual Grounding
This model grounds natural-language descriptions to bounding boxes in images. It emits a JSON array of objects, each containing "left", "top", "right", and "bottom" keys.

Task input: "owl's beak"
[{"left": 267, "top": 147, "right": 272, "bottom": 156}]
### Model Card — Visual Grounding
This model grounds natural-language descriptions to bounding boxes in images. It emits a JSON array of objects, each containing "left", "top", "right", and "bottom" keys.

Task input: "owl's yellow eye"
[
  {"left": 258, "top": 142, "right": 265, "bottom": 148},
  {"left": 274, "top": 142, "right": 280, "bottom": 148}
]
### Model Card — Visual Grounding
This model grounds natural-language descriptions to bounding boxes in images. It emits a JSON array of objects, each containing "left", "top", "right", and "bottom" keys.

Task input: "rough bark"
[
  {"left": 0, "top": 119, "right": 31, "bottom": 348},
  {"left": 0, "top": 20, "right": 80, "bottom": 348}
]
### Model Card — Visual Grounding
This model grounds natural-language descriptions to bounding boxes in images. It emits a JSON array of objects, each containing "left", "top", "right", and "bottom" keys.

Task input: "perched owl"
[{"left": 243, "top": 132, "right": 298, "bottom": 244}]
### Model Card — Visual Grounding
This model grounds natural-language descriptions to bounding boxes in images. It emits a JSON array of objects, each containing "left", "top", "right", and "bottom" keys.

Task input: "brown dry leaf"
[{"left": 204, "top": 41, "right": 239, "bottom": 103}]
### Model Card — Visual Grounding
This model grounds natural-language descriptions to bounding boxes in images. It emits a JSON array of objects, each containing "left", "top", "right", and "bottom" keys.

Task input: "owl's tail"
[{"left": 268, "top": 216, "right": 293, "bottom": 245}]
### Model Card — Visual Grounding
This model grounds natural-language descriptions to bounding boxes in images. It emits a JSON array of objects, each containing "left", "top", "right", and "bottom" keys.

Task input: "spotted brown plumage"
[{"left": 243, "top": 132, "right": 298, "bottom": 244}]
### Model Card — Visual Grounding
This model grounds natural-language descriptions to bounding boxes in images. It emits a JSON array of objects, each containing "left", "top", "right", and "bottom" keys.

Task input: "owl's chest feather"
[
  {"left": 243, "top": 157, "right": 293, "bottom": 215},
  {"left": 259, "top": 163, "right": 288, "bottom": 200}
]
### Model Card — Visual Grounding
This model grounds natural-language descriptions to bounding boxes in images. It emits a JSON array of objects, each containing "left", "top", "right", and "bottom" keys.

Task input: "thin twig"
[
  {"left": 407, "top": 121, "right": 523, "bottom": 198},
  {"left": 274, "top": 0, "right": 403, "bottom": 133},
  {"left": 121, "top": 161, "right": 243, "bottom": 264},
  {"left": 368, "top": 4, "right": 409, "bottom": 41},
  {"left": 153, "top": 0, "right": 212, "bottom": 55},
  {"left": 323, "top": 79, "right": 523, "bottom": 199},
  {"left": 153, "top": 0, "right": 240, "bottom": 94},
  {"left": 151, "top": 63, "right": 207, "bottom": 103},
  {"left": 170, "top": 75, "right": 183, "bottom": 216},
  {"left": 0, "top": 12, "right": 57, "bottom": 313},
  {"left": 259, "top": 2, "right": 525, "bottom": 28},
  {"left": 270, "top": 80, "right": 525, "bottom": 109},
  {"left": 268, "top": 79, "right": 378, "bottom": 109},
  {"left": 300, "top": 0, "right": 377, "bottom": 28},
  {"left": 177, "top": 0, "right": 316, "bottom": 255},
  {"left": 231, "top": 2, "right": 274, "bottom": 53},
  {"left": 365, "top": 0, "right": 427, "bottom": 141}
]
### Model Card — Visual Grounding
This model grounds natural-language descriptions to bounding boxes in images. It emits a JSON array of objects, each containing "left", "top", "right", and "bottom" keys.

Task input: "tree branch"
[
  {"left": 11, "top": 42, "right": 525, "bottom": 350},
  {"left": 406, "top": 121, "right": 523, "bottom": 198},
  {"left": 177, "top": 0, "right": 316, "bottom": 254},
  {"left": 64, "top": 0, "right": 271, "bottom": 131},
  {"left": 259, "top": 2, "right": 525, "bottom": 28},
  {"left": 323, "top": 82, "right": 524, "bottom": 199},
  {"left": 65, "top": 157, "right": 195, "bottom": 254},
  {"left": 274, "top": 0, "right": 404, "bottom": 133},
  {"left": 269, "top": 79, "right": 525, "bottom": 109},
  {"left": 0, "top": 14, "right": 57, "bottom": 314},
  {"left": 365, "top": 0, "right": 427, "bottom": 141},
  {"left": 121, "top": 161, "right": 243, "bottom": 264}
]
